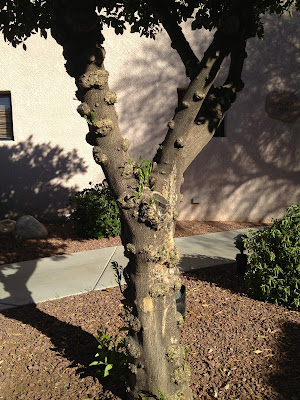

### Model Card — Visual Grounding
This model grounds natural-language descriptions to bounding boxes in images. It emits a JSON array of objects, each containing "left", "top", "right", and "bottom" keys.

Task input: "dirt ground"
[
  {"left": 1, "top": 221, "right": 299, "bottom": 400},
  {"left": 0, "top": 220, "right": 264, "bottom": 265}
]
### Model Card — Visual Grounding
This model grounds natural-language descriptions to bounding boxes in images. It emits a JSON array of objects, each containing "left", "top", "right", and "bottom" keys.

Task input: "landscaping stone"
[
  {"left": 14, "top": 215, "right": 48, "bottom": 239},
  {"left": 0, "top": 219, "right": 16, "bottom": 235}
]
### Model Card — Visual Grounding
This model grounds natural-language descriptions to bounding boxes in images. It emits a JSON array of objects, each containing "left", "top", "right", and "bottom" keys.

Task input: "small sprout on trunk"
[
  {"left": 182, "top": 100, "right": 190, "bottom": 108},
  {"left": 87, "top": 54, "right": 96, "bottom": 63},
  {"left": 77, "top": 102, "right": 90, "bottom": 116},
  {"left": 104, "top": 91, "right": 118, "bottom": 105},
  {"left": 78, "top": 69, "right": 109, "bottom": 89},
  {"left": 173, "top": 276, "right": 182, "bottom": 292},
  {"left": 176, "top": 312, "right": 184, "bottom": 327},
  {"left": 132, "top": 210, "right": 139, "bottom": 218},
  {"left": 138, "top": 201, "right": 163, "bottom": 230},
  {"left": 172, "top": 390, "right": 185, "bottom": 400},
  {"left": 93, "top": 147, "right": 107, "bottom": 164},
  {"left": 150, "top": 283, "right": 170, "bottom": 297},
  {"left": 125, "top": 336, "right": 141, "bottom": 359},
  {"left": 171, "top": 364, "right": 192, "bottom": 385},
  {"left": 194, "top": 91, "right": 205, "bottom": 100},
  {"left": 84, "top": 111, "right": 98, "bottom": 126},
  {"left": 127, "top": 315, "right": 141, "bottom": 332},
  {"left": 126, "top": 243, "right": 136, "bottom": 254},
  {"left": 167, "top": 344, "right": 185, "bottom": 365},
  {"left": 121, "top": 138, "right": 130, "bottom": 152},
  {"left": 168, "top": 120, "right": 175, "bottom": 129},
  {"left": 128, "top": 363, "right": 138, "bottom": 375},
  {"left": 174, "top": 138, "right": 185, "bottom": 148},
  {"left": 121, "top": 158, "right": 135, "bottom": 176},
  {"left": 95, "top": 118, "right": 114, "bottom": 136}
]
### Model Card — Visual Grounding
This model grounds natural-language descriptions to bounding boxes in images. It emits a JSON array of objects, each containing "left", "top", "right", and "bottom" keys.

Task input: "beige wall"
[
  {"left": 0, "top": 13, "right": 299, "bottom": 221},
  {"left": 180, "top": 13, "right": 300, "bottom": 222}
]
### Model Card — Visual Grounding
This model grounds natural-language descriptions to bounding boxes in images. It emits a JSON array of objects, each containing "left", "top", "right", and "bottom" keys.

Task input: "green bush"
[
  {"left": 244, "top": 203, "right": 300, "bottom": 310},
  {"left": 67, "top": 181, "right": 121, "bottom": 239}
]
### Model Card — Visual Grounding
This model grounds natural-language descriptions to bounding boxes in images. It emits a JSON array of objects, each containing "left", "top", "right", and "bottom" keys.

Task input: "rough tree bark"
[{"left": 50, "top": 1, "right": 251, "bottom": 398}]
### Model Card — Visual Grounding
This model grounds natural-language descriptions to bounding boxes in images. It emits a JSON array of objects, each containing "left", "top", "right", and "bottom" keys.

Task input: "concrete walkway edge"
[{"left": 0, "top": 227, "right": 263, "bottom": 310}]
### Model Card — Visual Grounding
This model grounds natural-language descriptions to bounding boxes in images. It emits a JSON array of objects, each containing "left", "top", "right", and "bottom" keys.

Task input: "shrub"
[
  {"left": 244, "top": 203, "right": 300, "bottom": 310},
  {"left": 67, "top": 181, "right": 121, "bottom": 239}
]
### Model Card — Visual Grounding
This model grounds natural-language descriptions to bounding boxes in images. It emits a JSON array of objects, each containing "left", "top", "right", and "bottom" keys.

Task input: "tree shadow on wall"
[
  {"left": 180, "top": 12, "right": 300, "bottom": 220},
  {"left": 0, "top": 135, "right": 88, "bottom": 221},
  {"left": 111, "top": 13, "right": 300, "bottom": 220},
  {"left": 112, "top": 30, "right": 212, "bottom": 161}
]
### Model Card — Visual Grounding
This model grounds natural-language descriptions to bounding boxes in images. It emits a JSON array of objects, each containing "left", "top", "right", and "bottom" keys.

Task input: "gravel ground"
[
  {"left": 1, "top": 221, "right": 298, "bottom": 400},
  {"left": 0, "top": 220, "right": 263, "bottom": 265}
]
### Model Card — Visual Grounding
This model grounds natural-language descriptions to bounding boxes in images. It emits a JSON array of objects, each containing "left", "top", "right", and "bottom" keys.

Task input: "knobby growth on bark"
[{"left": 1, "top": 0, "right": 297, "bottom": 398}]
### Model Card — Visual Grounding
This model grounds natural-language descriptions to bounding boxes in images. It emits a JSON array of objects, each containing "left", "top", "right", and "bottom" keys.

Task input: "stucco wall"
[
  {"left": 0, "top": 13, "right": 299, "bottom": 221},
  {"left": 180, "top": 13, "right": 300, "bottom": 221}
]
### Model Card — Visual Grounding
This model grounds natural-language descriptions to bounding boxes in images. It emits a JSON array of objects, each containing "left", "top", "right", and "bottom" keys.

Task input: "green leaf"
[{"left": 104, "top": 364, "right": 113, "bottom": 377}]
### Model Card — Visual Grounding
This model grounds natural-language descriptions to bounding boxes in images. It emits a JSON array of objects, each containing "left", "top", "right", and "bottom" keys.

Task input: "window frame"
[{"left": 0, "top": 91, "right": 14, "bottom": 141}]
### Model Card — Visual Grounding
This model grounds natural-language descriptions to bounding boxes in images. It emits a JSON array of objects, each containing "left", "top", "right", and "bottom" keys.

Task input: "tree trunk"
[
  {"left": 50, "top": 2, "right": 245, "bottom": 398},
  {"left": 113, "top": 147, "right": 192, "bottom": 398},
  {"left": 121, "top": 217, "right": 192, "bottom": 400},
  {"left": 50, "top": 4, "right": 193, "bottom": 398}
]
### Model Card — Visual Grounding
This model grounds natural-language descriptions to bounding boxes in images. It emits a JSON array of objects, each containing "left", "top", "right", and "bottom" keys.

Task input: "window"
[
  {"left": 0, "top": 92, "right": 14, "bottom": 140},
  {"left": 213, "top": 117, "right": 225, "bottom": 137}
]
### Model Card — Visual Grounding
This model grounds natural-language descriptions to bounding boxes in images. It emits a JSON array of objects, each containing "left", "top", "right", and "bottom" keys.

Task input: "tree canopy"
[{"left": 1, "top": 0, "right": 299, "bottom": 47}]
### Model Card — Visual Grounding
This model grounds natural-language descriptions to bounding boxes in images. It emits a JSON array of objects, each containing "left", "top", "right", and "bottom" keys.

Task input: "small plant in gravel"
[
  {"left": 67, "top": 181, "right": 121, "bottom": 239},
  {"left": 90, "top": 326, "right": 129, "bottom": 382},
  {"left": 244, "top": 203, "right": 300, "bottom": 310}
]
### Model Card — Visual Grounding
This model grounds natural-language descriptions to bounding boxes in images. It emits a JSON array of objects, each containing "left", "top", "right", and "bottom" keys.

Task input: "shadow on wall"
[
  {"left": 113, "top": 30, "right": 213, "bottom": 161},
  {"left": 0, "top": 136, "right": 88, "bottom": 221},
  {"left": 180, "top": 13, "right": 300, "bottom": 221},
  {"left": 112, "top": 14, "right": 299, "bottom": 221}
]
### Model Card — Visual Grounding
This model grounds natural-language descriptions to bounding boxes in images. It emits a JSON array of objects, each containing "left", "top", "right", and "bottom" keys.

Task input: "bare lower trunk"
[{"left": 121, "top": 216, "right": 192, "bottom": 400}]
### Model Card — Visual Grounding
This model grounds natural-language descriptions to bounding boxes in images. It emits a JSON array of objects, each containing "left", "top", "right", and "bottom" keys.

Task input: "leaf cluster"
[
  {"left": 67, "top": 181, "right": 121, "bottom": 239},
  {"left": 1, "top": 0, "right": 298, "bottom": 47},
  {"left": 134, "top": 156, "right": 153, "bottom": 197},
  {"left": 90, "top": 326, "right": 129, "bottom": 382},
  {"left": 244, "top": 203, "right": 300, "bottom": 310},
  {"left": 0, "top": 0, "right": 51, "bottom": 47}
]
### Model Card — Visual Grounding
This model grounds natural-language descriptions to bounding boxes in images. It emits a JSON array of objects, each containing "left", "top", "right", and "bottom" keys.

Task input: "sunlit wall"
[{"left": 0, "top": 12, "right": 299, "bottom": 221}]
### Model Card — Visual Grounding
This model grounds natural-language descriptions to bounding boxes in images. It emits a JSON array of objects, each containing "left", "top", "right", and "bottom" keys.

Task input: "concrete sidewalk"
[{"left": 0, "top": 227, "right": 258, "bottom": 311}]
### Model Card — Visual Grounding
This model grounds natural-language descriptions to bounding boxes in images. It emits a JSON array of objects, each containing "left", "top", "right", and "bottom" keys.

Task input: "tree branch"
[
  {"left": 151, "top": 30, "right": 230, "bottom": 201},
  {"left": 146, "top": 0, "right": 199, "bottom": 78},
  {"left": 224, "top": 38, "right": 247, "bottom": 92},
  {"left": 194, "top": 38, "right": 247, "bottom": 136},
  {"left": 51, "top": 0, "right": 137, "bottom": 205}
]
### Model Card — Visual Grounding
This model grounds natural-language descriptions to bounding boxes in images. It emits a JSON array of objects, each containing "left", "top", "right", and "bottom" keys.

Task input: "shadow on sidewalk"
[
  {"left": 181, "top": 255, "right": 247, "bottom": 295},
  {"left": 0, "top": 256, "right": 127, "bottom": 398}
]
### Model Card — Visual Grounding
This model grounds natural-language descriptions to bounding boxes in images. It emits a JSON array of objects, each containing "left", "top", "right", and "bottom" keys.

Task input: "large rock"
[
  {"left": 14, "top": 215, "right": 48, "bottom": 239},
  {"left": 0, "top": 219, "right": 16, "bottom": 235}
]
